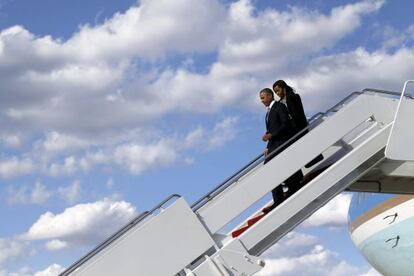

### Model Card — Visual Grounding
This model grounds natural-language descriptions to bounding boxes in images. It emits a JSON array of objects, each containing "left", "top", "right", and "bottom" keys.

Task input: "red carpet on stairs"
[{"left": 231, "top": 213, "right": 266, "bottom": 238}]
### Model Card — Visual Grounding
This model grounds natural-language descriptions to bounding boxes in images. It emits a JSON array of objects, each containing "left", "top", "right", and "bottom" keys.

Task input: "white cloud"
[
  {"left": 33, "top": 264, "right": 64, "bottom": 276},
  {"left": 374, "top": 24, "right": 414, "bottom": 50},
  {"left": 258, "top": 245, "right": 360, "bottom": 276},
  {"left": 8, "top": 267, "right": 32, "bottom": 276},
  {"left": 292, "top": 47, "right": 414, "bottom": 113},
  {"left": 261, "top": 232, "right": 319, "bottom": 259},
  {"left": 45, "top": 239, "right": 68, "bottom": 251},
  {"left": 257, "top": 234, "right": 366, "bottom": 276},
  {"left": 0, "top": 0, "right": 403, "bottom": 181},
  {"left": 221, "top": 0, "right": 384, "bottom": 70},
  {"left": 0, "top": 0, "right": 226, "bottom": 138},
  {"left": 0, "top": 264, "right": 64, "bottom": 276},
  {"left": 7, "top": 181, "right": 82, "bottom": 205},
  {"left": 208, "top": 117, "right": 239, "bottom": 149},
  {"left": 106, "top": 178, "right": 114, "bottom": 189},
  {"left": 139, "top": 0, "right": 388, "bottom": 115},
  {"left": 0, "top": 157, "right": 34, "bottom": 178},
  {"left": 1, "top": 135, "right": 22, "bottom": 149},
  {"left": 21, "top": 198, "right": 136, "bottom": 247},
  {"left": 0, "top": 0, "right": 387, "bottom": 141},
  {"left": 7, "top": 181, "right": 53, "bottom": 205},
  {"left": 7, "top": 186, "right": 30, "bottom": 205},
  {"left": 182, "top": 117, "right": 239, "bottom": 150},
  {"left": 30, "top": 181, "right": 54, "bottom": 204},
  {"left": 183, "top": 127, "right": 205, "bottom": 149},
  {"left": 0, "top": 239, "right": 27, "bottom": 265},
  {"left": 114, "top": 141, "right": 177, "bottom": 174},
  {"left": 184, "top": 157, "right": 195, "bottom": 165},
  {"left": 0, "top": 119, "right": 239, "bottom": 179},
  {"left": 35, "top": 131, "right": 90, "bottom": 156},
  {"left": 47, "top": 156, "right": 77, "bottom": 177},
  {"left": 57, "top": 180, "right": 81, "bottom": 204},
  {"left": 79, "top": 150, "right": 111, "bottom": 172},
  {"left": 358, "top": 268, "right": 382, "bottom": 276},
  {"left": 64, "top": 0, "right": 225, "bottom": 61},
  {"left": 302, "top": 193, "right": 352, "bottom": 229}
]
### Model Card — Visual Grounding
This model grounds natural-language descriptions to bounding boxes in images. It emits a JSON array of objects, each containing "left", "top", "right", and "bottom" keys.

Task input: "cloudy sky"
[{"left": 0, "top": 0, "right": 413, "bottom": 275}]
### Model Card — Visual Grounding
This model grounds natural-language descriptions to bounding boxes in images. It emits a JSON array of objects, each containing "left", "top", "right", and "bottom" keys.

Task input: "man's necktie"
[{"left": 265, "top": 107, "right": 270, "bottom": 123}]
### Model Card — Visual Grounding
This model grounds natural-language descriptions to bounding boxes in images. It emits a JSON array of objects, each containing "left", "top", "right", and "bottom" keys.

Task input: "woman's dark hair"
[{"left": 272, "top": 80, "right": 295, "bottom": 94}]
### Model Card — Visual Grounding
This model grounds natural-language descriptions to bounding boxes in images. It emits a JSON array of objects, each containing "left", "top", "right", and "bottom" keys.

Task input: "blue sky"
[{"left": 0, "top": 0, "right": 414, "bottom": 275}]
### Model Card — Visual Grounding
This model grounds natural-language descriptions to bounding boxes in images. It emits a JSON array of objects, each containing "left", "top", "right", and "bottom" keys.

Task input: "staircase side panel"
[
  {"left": 240, "top": 124, "right": 390, "bottom": 253},
  {"left": 386, "top": 97, "right": 414, "bottom": 161},
  {"left": 197, "top": 95, "right": 396, "bottom": 234},
  {"left": 73, "top": 198, "right": 215, "bottom": 276}
]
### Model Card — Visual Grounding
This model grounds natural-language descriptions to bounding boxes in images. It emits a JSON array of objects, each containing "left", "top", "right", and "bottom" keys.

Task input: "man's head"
[
  {"left": 259, "top": 88, "right": 274, "bottom": 107},
  {"left": 272, "top": 79, "right": 288, "bottom": 99}
]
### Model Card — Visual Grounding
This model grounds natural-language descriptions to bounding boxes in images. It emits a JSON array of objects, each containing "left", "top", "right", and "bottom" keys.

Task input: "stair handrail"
[
  {"left": 59, "top": 194, "right": 181, "bottom": 276},
  {"left": 191, "top": 88, "right": 405, "bottom": 212},
  {"left": 191, "top": 113, "right": 324, "bottom": 211},
  {"left": 58, "top": 87, "right": 409, "bottom": 276},
  {"left": 363, "top": 87, "right": 413, "bottom": 99}
]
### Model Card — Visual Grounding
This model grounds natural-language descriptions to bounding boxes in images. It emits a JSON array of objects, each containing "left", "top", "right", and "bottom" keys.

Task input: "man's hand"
[
  {"left": 264, "top": 148, "right": 268, "bottom": 157},
  {"left": 262, "top": 133, "right": 272, "bottom": 142}
]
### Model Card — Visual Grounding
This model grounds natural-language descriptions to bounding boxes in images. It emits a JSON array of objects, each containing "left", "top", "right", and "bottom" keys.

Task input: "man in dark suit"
[{"left": 260, "top": 88, "right": 293, "bottom": 210}]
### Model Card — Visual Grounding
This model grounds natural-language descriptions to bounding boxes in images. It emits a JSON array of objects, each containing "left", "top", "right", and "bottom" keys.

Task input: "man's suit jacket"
[{"left": 265, "top": 101, "right": 292, "bottom": 162}]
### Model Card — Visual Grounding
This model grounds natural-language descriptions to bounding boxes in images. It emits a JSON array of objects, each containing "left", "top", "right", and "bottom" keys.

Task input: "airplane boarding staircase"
[{"left": 60, "top": 81, "right": 414, "bottom": 276}]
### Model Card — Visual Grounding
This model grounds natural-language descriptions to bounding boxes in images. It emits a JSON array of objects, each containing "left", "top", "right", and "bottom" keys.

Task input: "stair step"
[
  {"left": 247, "top": 214, "right": 266, "bottom": 226},
  {"left": 231, "top": 225, "right": 250, "bottom": 238},
  {"left": 231, "top": 213, "right": 266, "bottom": 238}
]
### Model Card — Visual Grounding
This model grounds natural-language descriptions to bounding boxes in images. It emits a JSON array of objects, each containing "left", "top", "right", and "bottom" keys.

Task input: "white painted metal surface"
[
  {"left": 192, "top": 239, "right": 264, "bottom": 276},
  {"left": 62, "top": 86, "right": 414, "bottom": 276},
  {"left": 71, "top": 198, "right": 215, "bottom": 276},
  {"left": 197, "top": 95, "right": 397, "bottom": 235},
  {"left": 380, "top": 160, "right": 414, "bottom": 177},
  {"left": 190, "top": 256, "right": 224, "bottom": 276},
  {"left": 240, "top": 123, "right": 391, "bottom": 252},
  {"left": 386, "top": 80, "right": 414, "bottom": 160}
]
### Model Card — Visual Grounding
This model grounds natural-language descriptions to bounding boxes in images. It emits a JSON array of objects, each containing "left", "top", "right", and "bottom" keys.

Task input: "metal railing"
[
  {"left": 191, "top": 114, "right": 324, "bottom": 211},
  {"left": 59, "top": 194, "right": 181, "bottom": 276},
  {"left": 363, "top": 87, "right": 413, "bottom": 99},
  {"left": 59, "top": 86, "right": 410, "bottom": 275},
  {"left": 191, "top": 88, "right": 406, "bottom": 212}
]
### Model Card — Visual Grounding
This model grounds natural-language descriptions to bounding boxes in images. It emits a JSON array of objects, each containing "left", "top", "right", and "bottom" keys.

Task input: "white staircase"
[{"left": 60, "top": 81, "right": 414, "bottom": 276}]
